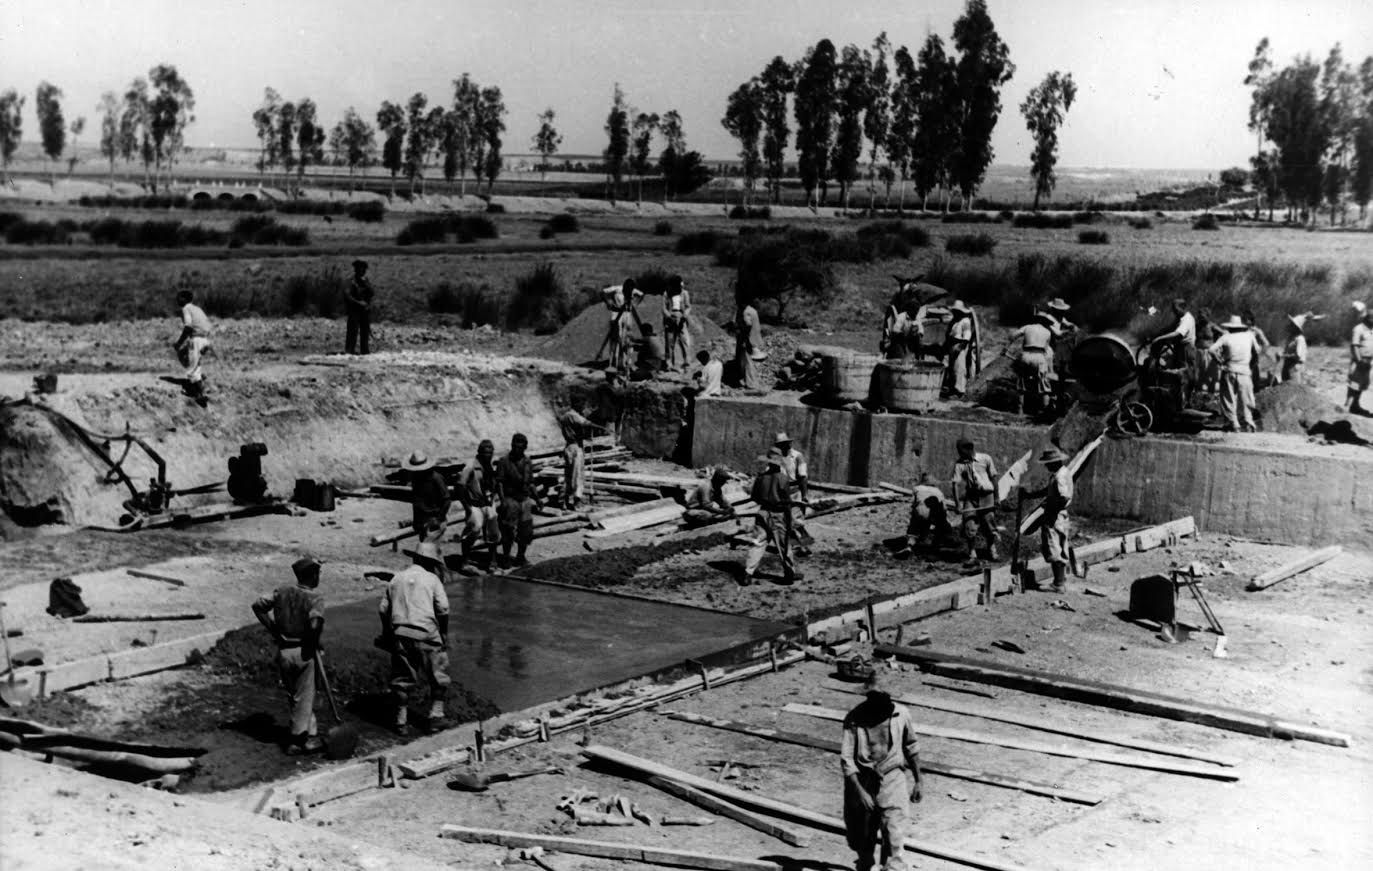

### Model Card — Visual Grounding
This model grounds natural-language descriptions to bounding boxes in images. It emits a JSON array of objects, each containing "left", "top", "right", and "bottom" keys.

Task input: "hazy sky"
[{"left": 2, "top": 0, "right": 1370, "bottom": 169}]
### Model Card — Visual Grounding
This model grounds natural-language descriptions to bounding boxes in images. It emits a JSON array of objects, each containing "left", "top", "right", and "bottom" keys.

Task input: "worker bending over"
[
  {"left": 251, "top": 556, "right": 325, "bottom": 755},
  {"left": 1002, "top": 311, "right": 1059, "bottom": 413},
  {"left": 743, "top": 448, "right": 803, "bottom": 585},
  {"left": 952, "top": 438, "right": 999, "bottom": 564},
  {"left": 1150, "top": 299, "right": 1196, "bottom": 370},
  {"left": 1209, "top": 315, "right": 1260, "bottom": 432},
  {"left": 905, "top": 473, "right": 953, "bottom": 553},
  {"left": 841, "top": 670, "right": 922, "bottom": 871},
  {"left": 684, "top": 469, "right": 735, "bottom": 527},
  {"left": 379, "top": 542, "right": 451, "bottom": 736}
]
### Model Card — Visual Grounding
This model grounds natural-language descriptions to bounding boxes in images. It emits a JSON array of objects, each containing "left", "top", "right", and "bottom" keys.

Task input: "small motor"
[{"left": 227, "top": 442, "right": 269, "bottom": 504}]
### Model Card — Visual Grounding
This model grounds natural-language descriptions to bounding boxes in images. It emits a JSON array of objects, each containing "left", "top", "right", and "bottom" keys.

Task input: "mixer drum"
[{"left": 1071, "top": 332, "right": 1139, "bottom": 396}]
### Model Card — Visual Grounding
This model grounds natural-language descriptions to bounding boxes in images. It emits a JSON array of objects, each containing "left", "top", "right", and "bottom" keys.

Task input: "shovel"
[
  {"left": 314, "top": 652, "right": 359, "bottom": 760},
  {"left": 447, "top": 765, "right": 564, "bottom": 792},
  {"left": 0, "top": 603, "right": 33, "bottom": 708}
]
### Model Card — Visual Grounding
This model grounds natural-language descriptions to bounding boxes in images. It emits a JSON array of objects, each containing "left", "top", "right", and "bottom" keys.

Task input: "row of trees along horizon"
[{"left": 0, "top": 0, "right": 1370, "bottom": 221}]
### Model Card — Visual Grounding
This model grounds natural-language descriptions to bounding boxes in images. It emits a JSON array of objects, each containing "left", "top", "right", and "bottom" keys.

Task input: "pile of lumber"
[{"left": 0, "top": 716, "right": 206, "bottom": 774}]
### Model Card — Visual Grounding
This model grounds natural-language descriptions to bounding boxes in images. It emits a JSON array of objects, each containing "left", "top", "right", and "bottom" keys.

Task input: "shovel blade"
[
  {"left": 323, "top": 724, "right": 359, "bottom": 760},
  {"left": 0, "top": 678, "right": 33, "bottom": 708}
]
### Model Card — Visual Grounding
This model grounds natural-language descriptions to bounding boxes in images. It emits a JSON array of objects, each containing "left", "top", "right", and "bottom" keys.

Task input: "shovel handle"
[
  {"left": 491, "top": 765, "right": 564, "bottom": 783},
  {"left": 314, "top": 652, "right": 344, "bottom": 724}
]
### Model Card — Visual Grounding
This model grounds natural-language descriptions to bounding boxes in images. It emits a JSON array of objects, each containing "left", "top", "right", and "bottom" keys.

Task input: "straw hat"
[
  {"left": 1045, "top": 297, "right": 1071, "bottom": 312},
  {"left": 404, "top": 451, "right": 435, "bottom": 472},
  {"left": 951, "top": 300, "right": 971, "bottom": 313},
  {"left": 1287, "top": 314, "right": 1307, "bottom": 331},
  {"left": 1219, "top": 315, "right": 1248, "bottom": 331},
  {"left": 774, "top": 431, "right": 792, "bottom": 445},
  {"left": 1038, "top": 446, "right": 1069, "bottom": 465}
]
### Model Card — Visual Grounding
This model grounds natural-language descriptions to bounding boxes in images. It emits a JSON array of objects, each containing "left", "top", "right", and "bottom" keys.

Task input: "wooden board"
[
  {"left": 1019, "top": 437, "right": 1102, "bottom": 535},
  {"left": 582, "top": 745, "right": 1044, "bottom": 871},
  {"left": 661, "top": 711, "right": 1102, "bottom": 805},
  {"left": 997, "top": 450, "right": 1033, "bottom": 503},
  {"left": 1247, "top": 545, "right": 1343, "bottom": 591},
  {"left": 823, "top": 682, "right": 1240, "bottom": 767},
  {"left": 645, "top": 776, "right": 810, "bottom": 847},
  {"left": 875, "top": 644, "right": 1351, "bottom": 748},
  {"left": 783, "top": 704, "right": 1238, "bottom": 781},
  {"left": 439, "top": 825, "right": 784, "bottom": 871}
]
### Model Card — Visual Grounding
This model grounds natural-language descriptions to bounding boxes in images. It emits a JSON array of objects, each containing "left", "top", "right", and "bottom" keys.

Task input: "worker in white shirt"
[{"left": 1209, "top": 315, "right": 1260, "bottom": 432}]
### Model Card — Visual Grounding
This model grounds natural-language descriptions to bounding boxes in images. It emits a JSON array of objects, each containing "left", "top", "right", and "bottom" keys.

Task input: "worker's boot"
[
  {"left": 513, "top": 544, "right": 529, "bottom": 568},
  {"left": 427, "top": 699, "right": 448, "bottom": 734},
  {"left": 457, "top": 541, "right": 479, "bottom": 577},
  {"left": 1050, "top": 563, "right": 1067, "bottom": 593},
  {"left": 393, "top": 705, "right": 411, "bottom": 738}
]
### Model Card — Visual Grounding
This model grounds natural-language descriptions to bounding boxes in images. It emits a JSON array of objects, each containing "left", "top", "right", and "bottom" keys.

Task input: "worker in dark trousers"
[{"left": 345, "top": 259, "right": 374, "bottom": 355}]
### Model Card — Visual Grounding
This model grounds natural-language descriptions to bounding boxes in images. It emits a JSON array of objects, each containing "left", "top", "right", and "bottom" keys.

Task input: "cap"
[
  {"left": 951, "top": 300, "right": 971, "bottom": 313},
  {"left": 292, "top": 556, "right": 322, "bottom": 578}
]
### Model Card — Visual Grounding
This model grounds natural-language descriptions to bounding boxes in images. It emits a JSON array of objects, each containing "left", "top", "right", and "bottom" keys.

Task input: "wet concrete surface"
[{"left": 329, "top": 574, "right": 792, "bottom": 712}]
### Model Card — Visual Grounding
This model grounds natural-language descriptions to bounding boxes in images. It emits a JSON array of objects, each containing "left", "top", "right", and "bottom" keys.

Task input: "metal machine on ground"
[{"left": 1069, "top": 333, "right": 1213, "bottom": 436}]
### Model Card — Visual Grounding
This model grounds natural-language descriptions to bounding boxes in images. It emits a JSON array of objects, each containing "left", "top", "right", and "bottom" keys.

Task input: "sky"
[{"left": 2, "top": 0, "right": 1370, "bottom": 169}]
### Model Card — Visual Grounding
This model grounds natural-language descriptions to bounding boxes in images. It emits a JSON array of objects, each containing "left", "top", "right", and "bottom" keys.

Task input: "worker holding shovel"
[
  {"left": 841, "top": 670, "right": 922, "bottom": 871},
  {"left": 251, "top": 556, "right": 326, "bottom": 756}
]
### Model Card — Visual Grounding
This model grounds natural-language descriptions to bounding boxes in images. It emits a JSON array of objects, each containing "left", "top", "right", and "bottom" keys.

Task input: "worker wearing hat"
[
  {"left": 773, "top": 432, "right": 813, "bottom": 554},
  {"left": 457, "top": 439, "right": 502, "bottom": 575},
  {"left": 1282, "top": 314, "right": 1313, "bottom": 384},
  {"left": 841, "top": 669, "right": 922, "bottom": 871},
  {"left": 684, "top": 468, "right": 736, "bottom": 527},
  {"left": 1150, "top": 298, "right": 1197, "bottom": 372},
  {"left": 345, "top": 259, "right": 374, "bottom": 355},
  {"left": 1001, "top": 311, "right": 1058, "bottom": 415},
  {"left": 172, "top": 289, "right": 212, "bottom": 400},
  {"left": 743, "top": 448, "right": 802, "bottom": 585},
  {"left": 251, "top": 556, "right": 326, "bottom": 755},
  {"left": 379, "top": 541, "right": 451, "bottom": 736},
  {"left": 1024, "top": 447, "right": 1074, "bottom": 592},
  {"left": 406, "top": 451, "right": 451, "bottom": 544},
  {"left": 942, "top": 300, "right": 975, "bottom": 398},
  {"left": 952, "top": 437, "right": 999, "bottom": 565},
  {"left": 1208, "top": 315, "right": 1260, "bottom": 432},
  {"left": 1347, "top": 305, "right": 1373, "bottom": 415}
]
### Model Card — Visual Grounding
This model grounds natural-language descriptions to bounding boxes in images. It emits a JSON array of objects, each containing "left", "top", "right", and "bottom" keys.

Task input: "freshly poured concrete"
[
  {"left": 330, "top": 575, "right": 793, "bottom": 712},
  {"left": 694, "top": 394, "right": 1373, "bottom": 546}
]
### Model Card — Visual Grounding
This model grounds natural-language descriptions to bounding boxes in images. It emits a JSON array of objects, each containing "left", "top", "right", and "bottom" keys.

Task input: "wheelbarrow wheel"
[{"left": 1111, "top": 401, "right": 1153, "bottom": 436}]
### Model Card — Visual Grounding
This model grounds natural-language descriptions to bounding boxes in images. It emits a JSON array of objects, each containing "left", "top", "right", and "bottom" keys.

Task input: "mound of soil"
[
  {"left": 965, "top": 355, "right": 1017, "bottom": 411},
  {"left": 0, "top": 401, "right": 127, "bottom": 528},
  {"left": 536, "top": 305, "right": 732, "bottom": 367},
  {"left": 522, "top": 532, "right": 731, "bottom": 591},
  {"left": 1255, "top": 381, "right": 1342, "bottom": 435}
]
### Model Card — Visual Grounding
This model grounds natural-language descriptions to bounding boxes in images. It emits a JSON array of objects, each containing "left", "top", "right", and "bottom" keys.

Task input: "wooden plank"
[
  {"left": 1019, "top": 437, "right": 1102, "bottom": 535},
  {"left": 876, "top": 482, "right": 913, "bottom": 497},
  {"left": 589, "top": 497, "right": 681, "bottom": 528},
  {"left": 1247, "top": 546, "right": 1343, "bottom": 591},
  {"left": 17, "top": 628, "right": 233, "bottom": 695},
  {"left": 876, "top": 644, "right": 1351, "bottom": 748},
  {"left": 439, "top": 825, "right": 784, "bottom": 871},
  {"left": 997, "top": 450, "right": 1033, "bottom": 503},
  {"left": 73, "top": 613, "right": 205, "bottom": 623},
  {"left": 806, "top": 481, "right": 873, "bottom": 495},
  {"left": 582, "top": 745, "right": 1044, "bottom": 871},
  {"left": 370, "top": 527, "right": 419, "bottom": 548},
  {"left": 1129, "top": 516, "right": 1198, "bottom": 552},
  {"left": 823, "top": 684, "right": 1241, "bottom": 767},
  {"left": 645, "top": 776, "right": 810, "bottom": 847},
  {"left": 783, "top": 704, "right": 1238, "bottom": 781},
  {"left": 125, "top": 569, "right": 187, "bottom": 587},
  {"left": 661, "top": 711, "right": 1102, "bottom": 805}
]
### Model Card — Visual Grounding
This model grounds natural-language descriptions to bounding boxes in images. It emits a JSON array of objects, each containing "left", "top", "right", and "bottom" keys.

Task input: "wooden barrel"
[
  {"left": 875, "top": 360, "right": 944, "bottom": 412},
  {"left": 820, "top": 353, "right": 880, "bottom": 404}
]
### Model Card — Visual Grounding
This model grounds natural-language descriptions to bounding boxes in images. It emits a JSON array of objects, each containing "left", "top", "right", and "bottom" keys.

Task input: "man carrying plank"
[
  {"left": 1021, "top": 447, "right": 1073, "bottom": 593},
  {"left": 841, "top": 670, "right": 922, "bottom": 871}
]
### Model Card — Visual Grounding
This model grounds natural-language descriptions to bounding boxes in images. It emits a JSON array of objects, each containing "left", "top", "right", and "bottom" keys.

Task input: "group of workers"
[{"left": 599, "top": 277, "right": 695, "bottom": 377}]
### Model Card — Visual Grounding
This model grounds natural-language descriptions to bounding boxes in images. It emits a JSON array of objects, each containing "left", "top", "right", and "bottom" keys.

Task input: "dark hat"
[
  {"left": 175, "top": 290, "right": 194, "bottom": 304},
  {"left": 402, "top": 541, "right": 444, "bottom": 569},
  {"left": 352, "top": 259, "right": 368, "bottom": 270},
  {"left": 710, "top": 467, "right": 730, "bottom": 483},
  {"left": 292, "top": 555, "right": 322, "bottom": 579}
]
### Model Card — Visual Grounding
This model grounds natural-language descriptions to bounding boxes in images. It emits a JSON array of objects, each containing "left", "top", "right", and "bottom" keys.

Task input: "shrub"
[
  {"left": 857, "top": 220, "right": 929, "bottom": 252},
  {"left": 729, "top": 205, "right": 771, "bottom": 220},
  {"left": 945, "top": 233, "right": 998, "bottom": 256},
  {"left": 1012, "top": 212, "right": 1074, "bottom": 229},
  {"left": 1128, "top": 217, "right": 1153, "bottom": 229},
  {"left": 735, "top": 238, "right": 835, "bottom": 323},
  {"left": 0, "top": 212, "right": 24, "bottom": 233},
  {"left": 998, "top": 210, "right": 1015, "bottom": 222},
  {"left": 397, "top": 217, "right": 449, "bottom": 245},
  {"left": 942, "top": 211, "right": 994, "bottom": 224},
  {"left": 228, "top": 215, "right": 307, "bottom": 246},
  {"left": 282, "top": 265, "right": 346, "bottom": 317},
  {"left": 547, "top": 213, "right": 580, "bottom": 233},
  {"left": 653, "top": 220, "right": 673, "bottom": 236},
  {"left": 347, "top": 200, "right": 386, "bottom": 222},
  {"left": 1073, "top": 211, "right": 1106, "bottom": 224},
  {"left": 4, "top": 219, "right": 66, "bottom": 245},
  {"left": 1078, "top": 230, "right": 1110, "bottom": 245},
  {"left": 676, "top": 230, "right": 721, "bottom": 256},
  {"left": 1193, "top": 213, "right": 1220, "bottom": 230},
  {"left": 427, "top": 280, "right": 503, "bottom": 326},
  {"left": 451, "top": 214, "right": 499, "bottom": 242},
  {"left": 197, "top": 288, "right": 244, "bottom": 318},
  {"left": 508, "top": 263, "right": 583, "bottom": 333},
  {"left": 539, "top": 225, "right": 556, "bottom": 240},
  {"left": 86, "top": 217, "right": 126, "bottom": 244},
  {"left": 632, "top": 267, "right": 676, "bottom": 297}
]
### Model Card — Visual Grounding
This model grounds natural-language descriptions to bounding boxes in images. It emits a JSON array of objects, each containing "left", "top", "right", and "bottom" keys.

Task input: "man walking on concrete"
[
  {"left": 172, "top": 290, "right": 212, "bottom": 400},
  {"left": 1024, "top": 447, "right": 1073, "bottom": 592},
  {"left": 1209, "top": 315, "right": 1260, "bottom": 432},
  {"left": 952, "top": 438, "right": 999, "bottom": 565},
  {"left": 841, "top": 670, "right": 922, "bottom": 871},
  {"left": 406, "top": 451, "right": 451, "bottom": 543},
  {"left": 457, "top": 440, "right": 501, "bottom": 575},
  {"left": 345, "top": 259, "right": 374, "bottom": 355},
  {"left": 684, "top": 468, "right": 735, "bottom": 527},
  {"left": 251, "top": 556, "right": 325, "bottom": 755},
  {"left": 774, "top": 432, "right": 813, "bottom": 555},
  {"left": 379, "top": 542, "right": 451, "bottom": 736},
  {"left": 743, "top": 448, "right": 802, "bottom": 585},
  {"left": 495, "top": 433, "right": 538, "bottom": 568}
]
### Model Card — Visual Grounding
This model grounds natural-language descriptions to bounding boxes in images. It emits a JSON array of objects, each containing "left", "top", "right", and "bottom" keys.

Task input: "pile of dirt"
[
  {"left": 535, "top": 305, "right": 733, "bottom": 367},
  {"left": 965, "top": 355, "right": 1017, "bottom": 411},
  {"left": 0, "top": 401, "right": 128, "bottom": 528},
  {"left": 1050, "top": 402, "right": 1112, "bottom": 455},
  {"left": 522, "top": 532, "right": 731, "bottom": 591},
  {"left": 1255, "top": 381, "right": 1343, "bottom": 435}
]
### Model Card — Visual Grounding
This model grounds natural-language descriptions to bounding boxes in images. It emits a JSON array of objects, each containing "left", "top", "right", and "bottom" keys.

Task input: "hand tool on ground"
[
  {"left": 0, "top": 603, "right": 32, "bottom": 708},
  {"left": 1010, "top": 489, "right": 1025, "bottom": 587},
  {"left": 448, "top": 764, "right": 564, "bottom": 792},
  {"left": 314, "top": 651, "right": 359, "bottom": 759}
]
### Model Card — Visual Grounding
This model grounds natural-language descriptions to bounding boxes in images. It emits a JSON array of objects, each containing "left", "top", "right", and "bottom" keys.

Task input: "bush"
[
  {"left": 230, "top": 215, "right": 308, "bottom": 246},
  {"left": 347, "top": 201, "right": 386, "bottom": 222},
  {"left": 1193, "top": 213, "right": 1220, "bottom": 230},
  {"left": 1073, "top": 211, "right": 1106, "bottom": 224},
  {"left": 86, "top": 217, "right": 126, "bottom": 245},
  {"left": 547, "top": 213, "right": 580, "bottom": 233},
  {"left": 539, "top": 225, "right": 556, "bottom": 240},
  {"left": 1011, "top": 212, "right": 1074, "bottom": 229},
  {"left": 857, "top": 220, "right": 929, "bottom": 252},
  {"left": 631, "top": 267, "right": 676, "bottom": 297},
  {"left": 508, "top": 263, "right": 583, "bottom": 333},
  {"left": 735, "top": 238, "right": 835, "bottom": 323},
  {"left": 1078, "top": 230, "right": 1110, "bottom": 245},
  {"left": 4, "top": 219, "right": 67, "bottom": 245},
  {"left": 486, "top": 201, "right": 506, "bottom": 213},
  {"left": 942, "top": 211, "right": 994, "bottom": 224},
  {"left": 945, "top": 233, "right": 998, "bottom": 256},
  {"left": 427, "top": 280, "right": 503, "bottom": 326},
  {"left": 397, "top": 217, "right": 449, "bottom": 245},
  {"left": 1128, "top": 217, "right": 1153, "bottom": 229},
  {"left": 451, "top": 214, "right": 498, "bottom": 242},
  {"left": 653, "top": 220, "right": 673, "bottom": 236},
  {"left": 998, "top": 210, "right": 1015, "bottom": 222},
  {"left": 676, "top": 230, "right": 721, "bottom": 255},
  {"left": 0, "top": 212, "right": 24, "bottom": 233},
  {"left": 729, "top": 205, "right": 771, "bottom": 220},
  {"left": 282, "top": 265, "right": 346, "bottom": 318}
]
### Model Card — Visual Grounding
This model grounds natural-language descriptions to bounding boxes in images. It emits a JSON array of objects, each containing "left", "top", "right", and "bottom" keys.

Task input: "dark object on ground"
[
  {"left": 316, "top": 652, "right": 360, "bottom": 760},
  {"left": 448, "top": 765, "right": 564, "bottom": 792},
  {"left": 1128, "top": 575, "right": 1175, "bottom": 625},
  {"left": 46, "top": 578, "right": 88, "bottom": 618}
]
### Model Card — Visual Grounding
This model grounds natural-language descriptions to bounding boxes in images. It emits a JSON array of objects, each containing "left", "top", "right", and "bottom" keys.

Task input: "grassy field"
[{"left": 1, "top": 202, "right": 1370, "bottom": 350}]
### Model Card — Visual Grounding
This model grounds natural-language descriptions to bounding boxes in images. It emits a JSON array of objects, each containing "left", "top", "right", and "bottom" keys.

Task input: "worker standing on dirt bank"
[
  {"left": 172, "top": 290, "right": 212, "bottom": 399},
  {"left": 251, "top": 556, "right": 325, "bottom": 755},
  {"left": 905, "top": 473, "right": 953, "bottom": 553},
  {"left": 1210, "top": 316, "right": 1260, "bottom": 432},
  {"left": 1024, "top": 448, "right": 1073, "bottom": 593},
  {"left": 1346, "top": 307, "right": 1373, "bottom": 415},
  {"left": 841, "top": 670, "right": 922, "bottom": 871},
  {"left": 774, "top": 432, "right": 813, "bottom": 555},
  {"left": 379, "top": 542, "right": 451, "bottom": 736},
  {"left": 662, "top": 275, "right": 692, "bottom": 371},
  {"left": 1282, "top": 314, "right": 1311, "bottom": 384},
  {"left": 743, "top": 448, "right": 802, "bottom": 585},
  {"left": 735, "top": 294, "right": 766, "bottom": 391},
  {"left": 458, "top": 440, "right": 501, "bottom": 576},
  {"left": 495, "top": 433, "right": 538, "bottom": 568},
  {"left": 345, "top": 259, "right": 374, "bottom": 355},
  {"left": 952, "top": 438, "right": 999, "bottom": 565},
  {"left": 941, "top": 301, "right": 975, "bottom": 398},
  {"left": 684, "top": 468, "right": 735, "bottom": 526},
  {"left": 601, "top": 279, "right": 644, "bottom": 373},
  {"left": 406, "top": 452, "right": 451, "bottom": 542}
]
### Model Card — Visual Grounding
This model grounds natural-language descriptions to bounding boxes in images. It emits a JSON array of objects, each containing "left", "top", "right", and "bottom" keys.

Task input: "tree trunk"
[{"left": 1032, "top": 189, "right": 1041, "bottom": 212}]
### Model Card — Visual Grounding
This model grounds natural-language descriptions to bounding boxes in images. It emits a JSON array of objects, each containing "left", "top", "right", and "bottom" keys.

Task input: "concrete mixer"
[{"left": 1070, "top": 331, "right": 1213, "bottom": 435}]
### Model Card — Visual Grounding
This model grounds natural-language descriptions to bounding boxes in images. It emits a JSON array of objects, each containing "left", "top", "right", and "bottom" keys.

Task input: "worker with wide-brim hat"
[
  {"left": 406, "top": 451, "right": 450, "bottom": 544},
  {"left": 1021, "top": 446, "right": 1073, "bottom": 592},
  {"left": 380, "top": 541, "right": 452, "bottom": 736},
  {"left": 942, "top": 300, "right": 977, "bottom": 398},
  {"left": 841, "top": 667, "right": 922, "bottom": 871},
  {"left": 742, "top": 447, "right": 802, "bottom": 585},
  {"left": 773, "top": 431, "right": 813, "bottom": 554},
  {"left": 1209, "top": 316, "right": 1260, "bottom": 432},
  {"left": 1282, "top": 313, "right": 1313, "bottom": 384}
]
